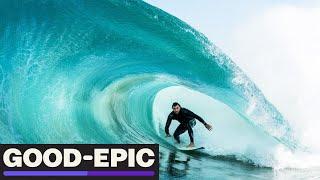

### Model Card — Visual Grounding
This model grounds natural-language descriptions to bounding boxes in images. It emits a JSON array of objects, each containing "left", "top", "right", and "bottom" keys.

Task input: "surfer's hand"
[
  {"left": 205, "top": 123, "right": 213, "bottom": 131},
  {"left": 166, "top": 133, "right": 171, "bottom": 137}
]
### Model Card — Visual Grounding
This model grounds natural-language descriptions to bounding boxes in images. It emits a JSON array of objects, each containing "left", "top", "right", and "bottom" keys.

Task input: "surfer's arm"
[
  {"left": 188, "top": 110, "right": 213, "bottom": 131},
  {"left": 165, "top": 113, "right": 174, "bottom": 135},
  {"left": 186, "top": 109, "right": 207, "bottom": 125}
]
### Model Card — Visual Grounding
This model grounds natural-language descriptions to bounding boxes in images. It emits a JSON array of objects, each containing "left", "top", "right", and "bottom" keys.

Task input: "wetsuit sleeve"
[
  {"left": 186, "top": 109, "right": 207, "bottom": 125},
  {"left": 165, "top": 113, "right": 174, "bottom": 134}
]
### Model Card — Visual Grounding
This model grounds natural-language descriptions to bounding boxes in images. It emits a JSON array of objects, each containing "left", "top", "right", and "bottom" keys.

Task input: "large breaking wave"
[{"left": 0, "top": 0, "right": 304, "bottom": 168}]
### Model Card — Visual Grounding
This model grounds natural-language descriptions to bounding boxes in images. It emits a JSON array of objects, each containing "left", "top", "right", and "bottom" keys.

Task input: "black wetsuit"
[{"left": 165, "top": 108, "right": 207, "bottom": 143}]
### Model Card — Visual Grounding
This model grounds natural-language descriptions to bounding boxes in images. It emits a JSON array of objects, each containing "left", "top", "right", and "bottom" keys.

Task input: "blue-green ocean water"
[{"left": 1, "top": 0, "right": 318, "bottom": 179}]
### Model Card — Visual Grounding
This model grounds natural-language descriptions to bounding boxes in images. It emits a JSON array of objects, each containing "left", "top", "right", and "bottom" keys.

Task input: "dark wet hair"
[{"left": 172, "top": 102, "right": 180, "bottom": 108}]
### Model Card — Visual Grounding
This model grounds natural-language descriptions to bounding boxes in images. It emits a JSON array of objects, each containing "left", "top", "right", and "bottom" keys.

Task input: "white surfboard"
[{"left": 177, "top": 146, "right": 205, "bottom": 151}]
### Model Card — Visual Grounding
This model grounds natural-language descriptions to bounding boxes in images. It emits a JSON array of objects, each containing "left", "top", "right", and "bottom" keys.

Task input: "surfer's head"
[{"left": 172, "top": 102, "right": 181, "bottom": 114}]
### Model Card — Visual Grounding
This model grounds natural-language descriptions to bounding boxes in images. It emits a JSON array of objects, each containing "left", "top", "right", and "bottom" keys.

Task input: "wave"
[{"left": 0, "top": 0, "right": 305, "bottom": 168}]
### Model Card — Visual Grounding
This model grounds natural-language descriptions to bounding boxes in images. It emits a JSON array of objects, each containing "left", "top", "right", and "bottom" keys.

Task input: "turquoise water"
[{"left": 1, "top": 0, "right": 317, "bottom": 179}]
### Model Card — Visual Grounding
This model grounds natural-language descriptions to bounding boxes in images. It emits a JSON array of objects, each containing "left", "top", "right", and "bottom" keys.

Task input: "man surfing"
[{"left": 165, "top": 102, "right": 213, "bottom": 148}]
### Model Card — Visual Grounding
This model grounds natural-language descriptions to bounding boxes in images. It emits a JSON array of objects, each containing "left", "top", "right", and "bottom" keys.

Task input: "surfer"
[{"left": 165, "top": 102, "right": 213, "bottom": 148}]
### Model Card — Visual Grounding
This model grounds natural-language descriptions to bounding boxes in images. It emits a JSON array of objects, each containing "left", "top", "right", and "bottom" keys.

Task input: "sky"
[
  {"left": 145, "top": 0, "right": 319, "bottom": 52},
  {"left": 145, "top": 0, "right": 320, "bottom": 150}
]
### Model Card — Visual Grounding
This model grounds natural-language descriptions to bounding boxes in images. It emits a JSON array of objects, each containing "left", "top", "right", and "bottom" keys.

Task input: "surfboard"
[{"left": 178, "top": 146, "right": 205, "bottom": 151}]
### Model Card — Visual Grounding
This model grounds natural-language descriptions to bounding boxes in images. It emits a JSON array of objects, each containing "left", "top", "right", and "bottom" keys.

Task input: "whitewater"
[{"left": 1, "top": 0, "right": 319, "bottom": 179}]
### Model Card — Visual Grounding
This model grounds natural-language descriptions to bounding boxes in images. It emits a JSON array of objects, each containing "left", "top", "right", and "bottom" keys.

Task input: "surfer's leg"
[
  {"left": 186, "top": 123, "right": 194, "bottom": 143},
  {"left": 173, "top": 124, "right": 187, "bottom": 143}
]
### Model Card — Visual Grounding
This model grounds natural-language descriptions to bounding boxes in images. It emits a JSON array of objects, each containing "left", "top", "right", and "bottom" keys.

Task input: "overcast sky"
[{"left": 145, "top": 0, "right": 319, "bottom": 52}]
